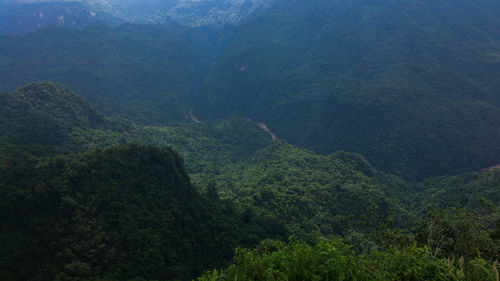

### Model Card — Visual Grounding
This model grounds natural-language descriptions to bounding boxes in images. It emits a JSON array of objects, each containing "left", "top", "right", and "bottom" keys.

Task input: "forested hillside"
[
  {"left": 0, "top": 82, "right": 276, "bottom": 177},
  {"left": 0, "top": 144, "right": 285, "bottom": 280},
  {"left": 2, "top": 82, "right": 498, "bottom": 215},
  {"left": 197, "top": 0, "right": 500, "bottom": 179},
  {"left": 1, "top": 82, "right": 498, "bottom": 280},
  {"left": 210, "top": 142, "right": 413, "bottom": 239},
  {"left": 0, "top": 23, "right": 215, "bottom": 124},
  {"left": 2, "top": 0, "right": 500, "bottom": 179},
  {"left": 2, "top": 0, "right": 500, "bottom": 278},
  {"left": 0, "top": 82, "right": 120, "bottom": 146}
]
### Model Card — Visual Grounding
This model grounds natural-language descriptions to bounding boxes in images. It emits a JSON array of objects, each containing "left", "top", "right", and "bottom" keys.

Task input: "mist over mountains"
[
  {"left": 196, "top": 0, "right": 500, "bottom": 179},
  {"left": 0, "top": 0, "right": 274, "bottom": 34},
  {"left": 1, "top": 1, "right": 500, "bottom": 279},
  {"left": 2, "top": 0, "right": 500, "bottom": 179},
  {"left": 86, "top": 0, "right": 274, "bottom": 25}
]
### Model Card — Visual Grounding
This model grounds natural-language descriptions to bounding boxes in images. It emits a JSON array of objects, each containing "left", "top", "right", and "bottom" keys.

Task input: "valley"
[
  {"left": 0, "top": 82, "right": 498, "bottom": 280},
  {"left": 0, "top": 0, "right": 499, "bottom": 280}
]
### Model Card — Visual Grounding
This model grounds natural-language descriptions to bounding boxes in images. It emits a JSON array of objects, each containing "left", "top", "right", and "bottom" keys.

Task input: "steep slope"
[
  {"left": 0, "top": 82, "right": 118, "bottom": 145},
  {"left": 0, "top": 144, "right": 283, "bottom": 280},
  {"left": 0, "top": 82, "right": 414, "bottom": 239},
  {"left": 2, "top": 82, "right": 497, "bottom": 245},
  {"left": 0, "top": 0, "right": 276, "bottom": 34},
  {"left": 0, "top": 1, "right": 117, "bottom": 35},
  {"left": 213, "top": 141, "right": 414, "bottom": 239},
  {"left": 133, "top": 117, "right": 274, "bottom": 180},
  {"left": 1, "top": 82, "right": 498, "bottom": 281},
  {"left": 418, "top": 169, "right": 500, "bottom": 210},
  {"left": 197, "top": 0, "right": 500, "bottom": 179},
  {"left": 0, "top": 83, "right": 283, "bottom": 280},
  {"left": 0, "top": 23, "right": 213, "bottom": 124},
  {"left": 85, "top": 0, "right": 276, "bottom": 26},
  {"left": 0, "top": 82, "right": 274, "bottom": 178}
]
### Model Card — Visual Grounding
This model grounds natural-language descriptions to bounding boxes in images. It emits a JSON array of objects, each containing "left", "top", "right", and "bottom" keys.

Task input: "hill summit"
[{"left": 0, "top": 82, "right": 113, "bottom": 145}]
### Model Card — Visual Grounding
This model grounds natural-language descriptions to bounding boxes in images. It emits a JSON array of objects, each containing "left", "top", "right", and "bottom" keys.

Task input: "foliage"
[
  {"left": 131, "top": 116, "right": 272, "bottom": 178},
  {"left": 413, "top": 208, "right": 500, "bottom": 261},
  {"left": 1, "top": 82, "right": 500, "bottom": 280},
  {"left": 3, "top": 1, "right": 500, "bottom": 180},
  {"left": 197, "top": 238, "right": 499, "bottom": 281},
  {"left": 196, "top": 0, "right": 500, "bottom": 180},
  {"left": 0, "top": 82, "right": 273, "bottom": 179},
  {"left": 0, "top": 82, "right": 121, "bottom": 146},
  {"left": 0, "top": 144, "right": 284, "bottom": 280},
  {"left": 0, "top": 22, "right": 213, "bottom": 124},
  {"left": 420, "top": 170, "right": 500, "bottom": 210},
  {"left": 205, "top": 141, "right": 415, "bottom": 243}
]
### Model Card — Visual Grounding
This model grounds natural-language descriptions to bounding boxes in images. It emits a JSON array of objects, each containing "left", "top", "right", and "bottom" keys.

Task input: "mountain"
[
  {"left": 211, "top": 141, "right": 415, "bottom": 239},
  {"left": 0, "top": 0, "right": 118, "bottom": 34},
  {"left": 196, "top": 0, "right": 500, "bottom": 179},
  {"left": 2, "top": 1, "right": 500, "bottom": 277},
  {"left": 0, "top": 81, "right": 117, "bottom": 146},
  {"left": 0, "top": 82, "right": 411, "bottom": 236},
  {"left": 0, "top": 23, "right": 213, "bottom": 124},
  {"left": 0, "top": 82, "right": 275, "bottom": 177},
  {"left": 0, "top": 0, "right": 275, "bottom": 34},
  {"left": 0, "top": 83, "right": 498, "bottom": 280},
  {"left": 84, "top": 0, "right": 275, "bottom": 26},
  {"left": 0, "top": 144, "right": 284, "bottom": 280},
  {"left": 419, "top": 169, "right": 500, "bottom": 211},
  {"left": 3, "top": 0, "right": 500, "bottom": 180}
]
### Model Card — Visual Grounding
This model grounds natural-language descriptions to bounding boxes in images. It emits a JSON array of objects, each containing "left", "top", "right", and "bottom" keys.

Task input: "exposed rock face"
[
  {"left": 0, "top": 0, "right": 276, "bottom": 34},
  {"left": 0, "top": 0, "right": 115, "bottom": 34},
  {"left": 83, "top": 0, "right": 276, "bottom": 25}
]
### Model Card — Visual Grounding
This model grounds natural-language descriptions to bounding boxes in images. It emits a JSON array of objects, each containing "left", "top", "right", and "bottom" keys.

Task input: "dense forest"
[
  {"left": 1, "top": 0, "right": 500, "bottom": 279},
  {"left": 2, "top": 1, "right": 500, "bottom": 180},
  {"left": 197, "top": 0, "right": 500, "bottom": 179},
  {"left": 0, "top": 82, "right": 498, "bottom": 280},
  {"left": 0, "top": 23, "right": 216, "bottom": 124},
  {"left": 0, "top": 144, "right": 285, "bottom": 280}
]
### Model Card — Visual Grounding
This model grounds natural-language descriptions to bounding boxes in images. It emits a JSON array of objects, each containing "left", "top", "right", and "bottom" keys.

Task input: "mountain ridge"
[
  {"left": 2, "top": 0, "right": 500, "bottom": 180},
  {"left": 0, "top": 81, "right": 498, "bottom": 280},
  {"left": 0, "top": 0, "right": 276, "bottom": 34},
  {"left": 196, "top": 0, "right": 500, "bottom": 179}
]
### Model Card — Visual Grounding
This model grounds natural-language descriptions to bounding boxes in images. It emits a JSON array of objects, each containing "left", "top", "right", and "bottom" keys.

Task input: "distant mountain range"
[
  {"left": 196, "top": 0, "right": 500, "bottom": 179},
  {"left": 0, "top": 0, "right": 275, "bottom": 34},
  {"left": 2, "top": 0, "right": 500, "bottom": 180},
  {"left": 0, "top": 0, "right": 115, "bottom": 34},
  {"left": 84, "top": 0, "right": 275, "bottom": 25}
]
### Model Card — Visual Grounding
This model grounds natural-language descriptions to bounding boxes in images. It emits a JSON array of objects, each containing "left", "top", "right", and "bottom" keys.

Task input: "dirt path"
[
  {"left": 486, "top": 164, "right": 500, "bottom": 171},
  {"left": 188, "top": 109, "right": 277, "bottom": 140},
  {"left": 257, "top": 122, "right": 277, "bottom": 140},
  {"left": 189, "top": 108, "right": 200, "bottom": 124}
]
